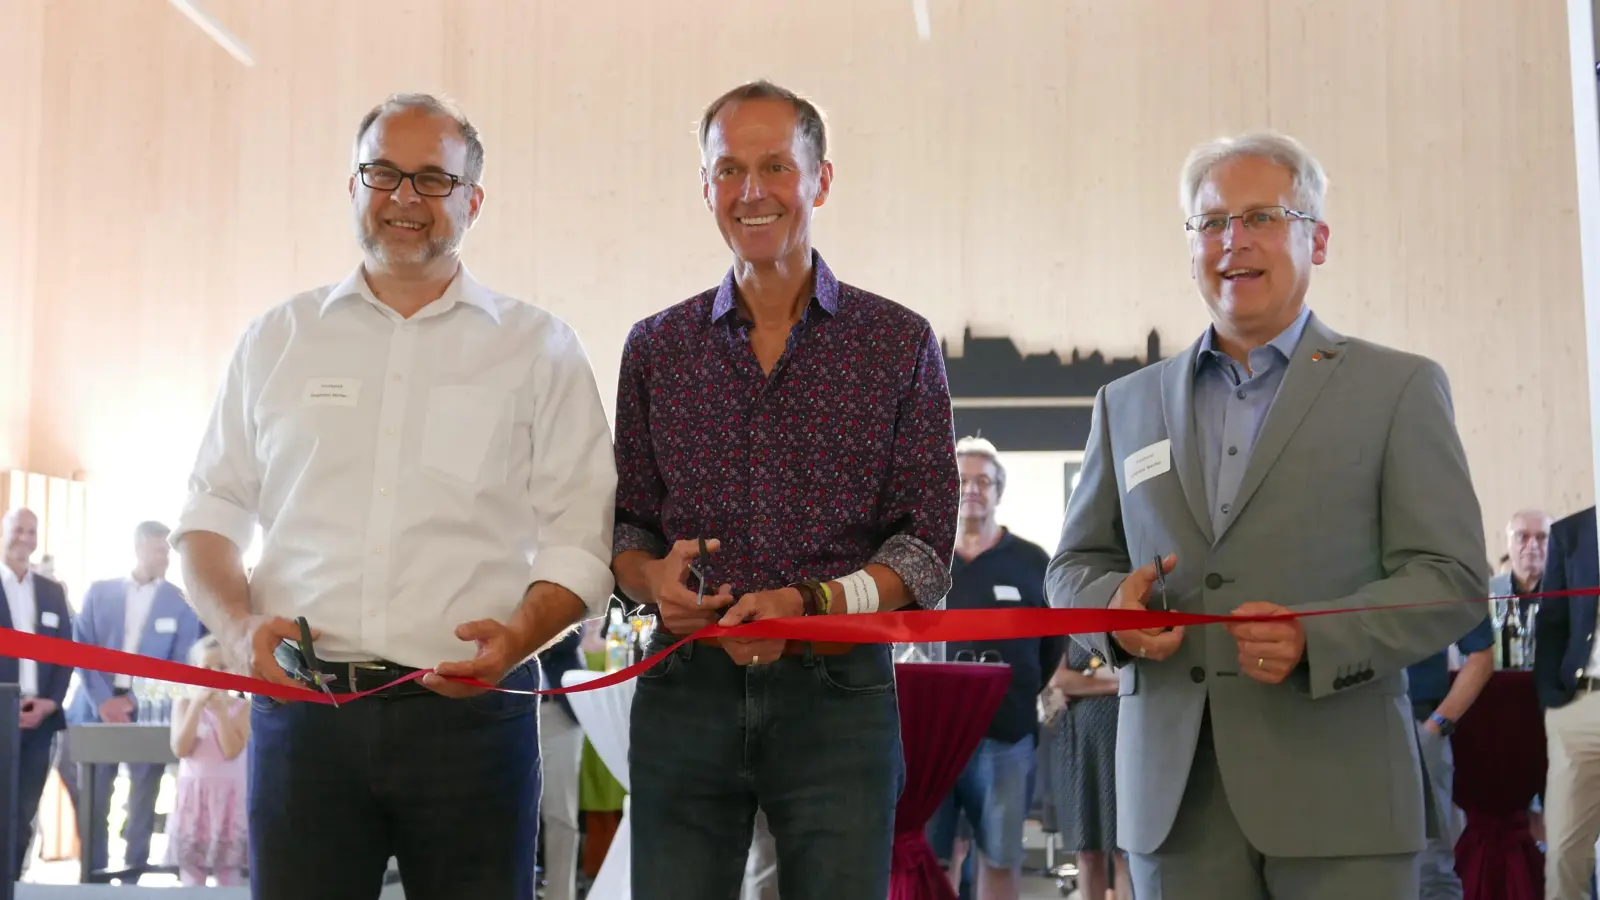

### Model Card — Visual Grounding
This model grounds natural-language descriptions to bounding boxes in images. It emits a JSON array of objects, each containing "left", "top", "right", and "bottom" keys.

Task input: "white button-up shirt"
[
  {"left": 173, "top": 265, "right": 617, "bottom": 668},
  {"left": 1, "top": 566, "right": 38, "bottom": 696},
  {"left": 114, "top": 576, "right": 162, "bottom": 689}
]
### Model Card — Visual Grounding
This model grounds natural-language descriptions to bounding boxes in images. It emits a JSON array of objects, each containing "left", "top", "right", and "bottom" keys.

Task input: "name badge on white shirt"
[
  {"left": 153, "top": 617, "right": 177, "bottom": 634},
  {"left": 993, "top": 585, "right": 1022, "bottom": 602},
  {"left": 39, "top": 611, "right": 59, "bottom": 629},
  {"left": 1124, "top": 439, "right": 1172, "bottom": 493},
  {"left": 303, "top": 377, "right": 361, "bottom": 407}
]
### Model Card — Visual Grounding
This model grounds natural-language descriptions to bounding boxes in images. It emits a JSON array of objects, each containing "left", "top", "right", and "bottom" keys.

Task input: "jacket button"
[
  {"left": 1360, "top": 670, "right": 1374, "bottom": 682},
  {"left": 1190, "top": 667, "right": 1205, "bottom": 683},
  {"left": 1204, "top": 573, "right": 1224, "bottom": 590},
  {"left": 1334, "top": 676, "right": 1348, "bottom": 690}
]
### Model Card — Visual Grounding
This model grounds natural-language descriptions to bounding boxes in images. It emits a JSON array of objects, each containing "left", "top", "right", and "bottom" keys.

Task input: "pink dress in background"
[{"left": 166, "top": 697, "right": 250, "bottom": 873}]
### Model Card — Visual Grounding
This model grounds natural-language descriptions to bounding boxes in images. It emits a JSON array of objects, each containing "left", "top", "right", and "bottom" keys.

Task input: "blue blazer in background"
[{"left": 66, "top": 578, "right": 202, "bottom": 724}]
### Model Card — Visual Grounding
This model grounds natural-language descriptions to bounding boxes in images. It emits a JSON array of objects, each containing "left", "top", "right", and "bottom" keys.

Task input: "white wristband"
[
  {"left": 839, "top": 570, "right": 879, "bottom": 615},
  {"left": 841, "top": 572, "right": 862, "bottom": 615},
  {"left": 858, "top": 570, "right": 880, "bottom": 614}
]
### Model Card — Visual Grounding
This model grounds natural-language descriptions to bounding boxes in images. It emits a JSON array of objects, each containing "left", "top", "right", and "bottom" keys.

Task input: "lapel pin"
[{"left": 1312, "top": 348, "right": 1337, "bottom": 361}]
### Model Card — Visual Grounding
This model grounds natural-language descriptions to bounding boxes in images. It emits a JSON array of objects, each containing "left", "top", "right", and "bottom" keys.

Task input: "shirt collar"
[
  {"left": 1194, "top": 304, "right": 1312, "bottom": 374},
  {"left": 710, "top": 250, "right": 840, "bottom": 323},
  {"left": 320, "top": 263, "right": 501, "bottom": 324},
  {"left": 1, "top": 565, "right": 30, "bottom": 590}
]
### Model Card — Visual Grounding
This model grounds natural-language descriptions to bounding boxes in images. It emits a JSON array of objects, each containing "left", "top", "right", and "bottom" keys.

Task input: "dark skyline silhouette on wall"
[{"left": 942, "top": 328, "right": 1166, "bottom": 452}]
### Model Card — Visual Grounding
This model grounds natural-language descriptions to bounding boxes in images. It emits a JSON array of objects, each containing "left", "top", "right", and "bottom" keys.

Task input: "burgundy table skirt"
[
  {"left": 1450, "top": 669, "right": 1547, "bottom": 900},
  {"left": 890, "top": 662, "right": 1012, "bottom": 900}
]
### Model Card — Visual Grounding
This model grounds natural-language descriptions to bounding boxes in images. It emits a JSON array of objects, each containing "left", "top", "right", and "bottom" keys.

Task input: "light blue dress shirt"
[{"left": 1192, "top": 304, "right": 1312, "bottom": 536}]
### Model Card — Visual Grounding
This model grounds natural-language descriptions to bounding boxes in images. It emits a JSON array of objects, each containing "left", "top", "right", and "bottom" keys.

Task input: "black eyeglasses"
[
  {"left": 954, "top": 649, "right": 1003, "bottom": 665},
  {"left": 357, "top": 163, "right": 470, "bottom": 198}
]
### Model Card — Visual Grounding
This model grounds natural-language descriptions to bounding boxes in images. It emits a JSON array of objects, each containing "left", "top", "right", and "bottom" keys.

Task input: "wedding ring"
[
  {"left": 1257, "top": 657, "right": 1265, "bottom": 669},
  {"left": 752, "top": 655, "right": 761, "bottom": 666},
  {"left": 1137, "top": 646, "right": 1147, "bottom": 658}
]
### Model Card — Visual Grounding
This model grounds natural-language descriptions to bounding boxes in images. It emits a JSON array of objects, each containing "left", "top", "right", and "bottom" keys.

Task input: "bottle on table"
[{"left": 605, "top": 609, "right": 629, "bottom": 673}]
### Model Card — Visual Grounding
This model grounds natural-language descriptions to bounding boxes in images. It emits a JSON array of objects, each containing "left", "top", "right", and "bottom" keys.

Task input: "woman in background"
[
  {"left": 1045, "top": 643, "right": 1132, "bottom": 900},
  {"left": 167, "top": 636, "right": 250, "bottom": 886}
]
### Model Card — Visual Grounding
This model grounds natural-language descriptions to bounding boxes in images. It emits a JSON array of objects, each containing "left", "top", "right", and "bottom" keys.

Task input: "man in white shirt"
[
  {"left": 171, "top": 93, "right": 617, "bottom": 900},
  {"left": 58, "top": 520, "right": 202, "bottom": 880},
  {"left": 1, "top": 508, "right": 73, "bottom": 879}
]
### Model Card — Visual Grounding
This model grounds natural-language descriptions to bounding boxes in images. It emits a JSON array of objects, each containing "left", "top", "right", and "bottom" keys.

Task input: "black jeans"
[{"left": 247, "top": 661, "right": 541, "bottom": 900}]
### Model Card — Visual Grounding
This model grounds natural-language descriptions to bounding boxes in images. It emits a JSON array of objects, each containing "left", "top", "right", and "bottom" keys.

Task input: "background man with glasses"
[
  {"left": 611, "top": 80, "right": 959, "bottom": 899},
  {"left": 927, "top": 436, "right": 1060, "bottom": 900},
  {"left": 1049, "top": 131, "right": 1490, "bottom": 899},
  {"left": 171, "top": 93, "right": 617, "bottom": 900}
]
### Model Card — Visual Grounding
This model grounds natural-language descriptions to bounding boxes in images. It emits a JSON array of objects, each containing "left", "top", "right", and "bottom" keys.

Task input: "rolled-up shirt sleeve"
[
  {"left": 611, "top": 322, "right": 670, "bottom": 560},
  {"left": 526, "top": 323, "right": 620, "bottom": 618},
  {"left": 869, "top": 324, "right": 959, "bottom": 607},
  {"left": 172, "top": 328, "right": 262, "bottom": 552}
]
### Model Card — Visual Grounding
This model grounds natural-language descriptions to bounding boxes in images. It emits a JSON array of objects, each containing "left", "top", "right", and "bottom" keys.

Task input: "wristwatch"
[{"left": 1428, "top": 711, "right": 1456, "bottom": 736}]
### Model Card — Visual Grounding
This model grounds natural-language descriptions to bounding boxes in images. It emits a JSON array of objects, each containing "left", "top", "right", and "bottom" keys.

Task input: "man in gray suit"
[{"left": 1047, "top": 131, "right": 1491, "bottom": 900}]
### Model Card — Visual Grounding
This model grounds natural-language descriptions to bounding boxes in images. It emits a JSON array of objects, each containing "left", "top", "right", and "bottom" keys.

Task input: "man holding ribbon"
[
  {"left": 171, "top": 93, "right": 617, "bottom": 900},
  {"left": 1049, "top": 131, "right": 1490, "bottom": 899},
  {"left": 610, "top": 79, "right": 959, "bottom": 899}
]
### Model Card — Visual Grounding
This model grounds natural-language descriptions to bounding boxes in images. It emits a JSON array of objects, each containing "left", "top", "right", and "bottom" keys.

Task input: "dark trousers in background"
[
  {"left": 630, "top": 638, "right": 904, "bottom": 900},
  {"left": 53, "top": 738, "right": 164, "bottom": 876},
  {"left": 13, "top": 727, "right": 56, "bottom": 878},
  {"left": 247, "top": 661, "right": 541, "bottom": 900}
]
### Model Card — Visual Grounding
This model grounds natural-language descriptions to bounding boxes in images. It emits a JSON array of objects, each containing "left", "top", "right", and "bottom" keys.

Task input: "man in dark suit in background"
[
  {"left": 0, "top": 507, "right": 73, "bottom": 879},
  {"left": 1533, "top": 505, "right": 1600, "bottom": 898}
]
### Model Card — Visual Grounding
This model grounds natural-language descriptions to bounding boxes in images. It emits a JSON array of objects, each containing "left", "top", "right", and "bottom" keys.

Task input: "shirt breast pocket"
[{"left": 420, "top": 385, "right": 514, "bottom": 486}]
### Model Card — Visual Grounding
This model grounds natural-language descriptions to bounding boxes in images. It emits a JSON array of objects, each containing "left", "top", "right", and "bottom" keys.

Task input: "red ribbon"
[{"left": 0, "top": 589, "right": 1580, "bottom": 704}]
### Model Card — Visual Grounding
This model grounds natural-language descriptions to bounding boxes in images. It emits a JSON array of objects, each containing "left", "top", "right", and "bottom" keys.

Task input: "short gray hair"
[
  {"left": 1179, "top": 131, "right": 1328, "bottom": 220},
  {"left": 133, "top": 521, "right": 170, "bottom": 544},
  {"left": 955, "top": 435, "right": 1007, "bottom": 496},
  {"left": 698, "top": 80, "right": 828, "bottom": 172},
  {"left": 354, "top": 93, "right": 485, "bottom": 184}
]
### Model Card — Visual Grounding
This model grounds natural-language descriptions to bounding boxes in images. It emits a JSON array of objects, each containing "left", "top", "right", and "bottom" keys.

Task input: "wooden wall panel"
[
  {"left": 0, "top": 0, "right": 43, "bottom": 472},
  {"left": 0, "top": 0, "right": 1590, "bottom": 561}
]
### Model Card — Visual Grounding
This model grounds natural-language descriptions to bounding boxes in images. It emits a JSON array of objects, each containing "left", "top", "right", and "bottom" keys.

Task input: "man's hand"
[
  {"left": 98, "top": 694, "right": 135, "bottom": 724},
  {"left": 1225, "top": 601, "right": 1306, "bottom": 685},
  {"left": 1109, "top": 554, "right": 1184, "bottom": 662},
  {"left": 425, "top": 619, "right": 531, "bottom": 698},
  {"left": 1422, "top": 716, "right": 1443, "bottom": 736},
  {"left": 19, "top": 698, "right": 56, "bottom": 730},
  {"left": 715, "top": 587, "right": 803, "bottom": 666},
  {"left": 649, "top": 539, "right": 736, "bottom": 636},
  {"left": 221, "top": 614, "right": 311, "bottom": 692}
]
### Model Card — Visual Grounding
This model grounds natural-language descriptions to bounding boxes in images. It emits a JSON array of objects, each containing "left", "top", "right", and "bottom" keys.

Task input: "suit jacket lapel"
[
  {"left": 1218, "top": 313, "right": 1348, "bottom": 542},
  {"left": 0, "top": 580, "right": 17, "bottom": 686},
  {"left": 1160, "top": 344, "right": 1215, "bottom": 545}
]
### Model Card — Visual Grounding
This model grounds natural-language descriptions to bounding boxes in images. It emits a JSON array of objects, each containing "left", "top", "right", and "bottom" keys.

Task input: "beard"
[{"left": 357, "top": 209, "right": 466, "bottom": 267}]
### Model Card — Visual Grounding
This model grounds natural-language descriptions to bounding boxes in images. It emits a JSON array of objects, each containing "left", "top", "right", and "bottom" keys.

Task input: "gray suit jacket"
[{"left": 1047, "top": 312, "right": 1490, "bottom": 858}]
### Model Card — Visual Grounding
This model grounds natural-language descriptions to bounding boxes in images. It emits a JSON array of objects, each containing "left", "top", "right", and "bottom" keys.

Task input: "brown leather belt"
[{"left": 694, "top": 638, "right": 853, "bottom": 657}]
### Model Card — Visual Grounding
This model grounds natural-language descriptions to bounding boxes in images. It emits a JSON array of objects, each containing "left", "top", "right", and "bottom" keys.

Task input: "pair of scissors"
[
  {"left": 1152, "top": 555, "right": 1176, "bottom": 633},
  {"left": 690, "top": 536, "right": 711, "bottom": 607},
  {"left": 1152, "top": 555, "right": 1171, "bottom": 611},
  {"left": 272, "top": 616, "right": 341, "bottom": 706}
]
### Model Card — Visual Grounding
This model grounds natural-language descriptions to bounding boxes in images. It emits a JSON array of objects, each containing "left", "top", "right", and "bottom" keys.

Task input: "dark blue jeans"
[
  {"left": 629, "top": 637, "right": 904, "bottom": 900},
  {"left": 248, "top": 661, "right": 541, "bottom": 900}
]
